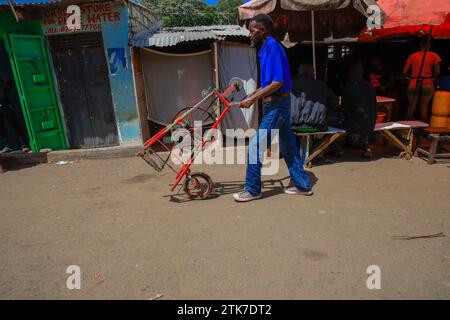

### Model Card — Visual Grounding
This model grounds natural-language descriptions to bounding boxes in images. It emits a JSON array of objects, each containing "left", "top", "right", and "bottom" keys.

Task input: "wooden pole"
[
  {"left": 311, "top": 10, "right": 317, "bottom": 80},
  {"left": 7, "top": 0, "right": 19, "bottom": 22}
]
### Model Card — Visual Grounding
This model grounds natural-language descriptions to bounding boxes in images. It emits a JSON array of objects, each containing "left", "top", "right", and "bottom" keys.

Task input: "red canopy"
[
  {"left": 238, "top": 0, "right": 381, "bottom": 41},
  {"left": 360, "top": 0, "right": 450, "bottom": 40}
]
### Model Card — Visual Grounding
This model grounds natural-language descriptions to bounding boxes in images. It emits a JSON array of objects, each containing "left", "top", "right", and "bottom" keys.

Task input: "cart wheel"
[{"left": 184, "top": 173, "right": 213, "bottom": 200}]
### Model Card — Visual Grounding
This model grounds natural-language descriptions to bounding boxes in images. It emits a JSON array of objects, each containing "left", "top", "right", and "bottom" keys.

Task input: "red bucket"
[{"left": 376, "top": 112, "right": 386, "bottom": 124}]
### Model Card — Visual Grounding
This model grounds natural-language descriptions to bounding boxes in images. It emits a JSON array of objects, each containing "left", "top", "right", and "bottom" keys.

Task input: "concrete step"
[
  {"left": 0, "top": 151, "right": 48, "bottom": 165},
  {"left": 47, "top": 142, "right": 143, "bottom": 162}
]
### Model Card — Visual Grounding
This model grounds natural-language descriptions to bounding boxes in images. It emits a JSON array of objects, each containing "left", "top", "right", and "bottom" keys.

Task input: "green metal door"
[{"left": 5, "top": 34, "right": 67, "bottom": 152}]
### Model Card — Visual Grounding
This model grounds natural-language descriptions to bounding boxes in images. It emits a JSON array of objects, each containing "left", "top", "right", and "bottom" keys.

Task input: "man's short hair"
[{"left": 250, "top": 13, "right": 273, "bottom": 30}]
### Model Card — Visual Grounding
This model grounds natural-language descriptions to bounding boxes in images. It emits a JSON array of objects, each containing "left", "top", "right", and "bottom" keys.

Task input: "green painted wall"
[{"left": 0, "top": 12, "right": 43, "bottom": 36}]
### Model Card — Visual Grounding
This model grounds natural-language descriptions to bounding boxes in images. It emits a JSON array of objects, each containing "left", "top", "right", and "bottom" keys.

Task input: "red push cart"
[{"left": 136, "top": 80, "right": 243, "bottom": 200}]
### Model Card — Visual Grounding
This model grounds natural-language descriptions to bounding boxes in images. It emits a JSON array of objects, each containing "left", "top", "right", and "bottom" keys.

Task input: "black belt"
[{"left": 263, "top": 92, "right": 290, "bottom": 102}]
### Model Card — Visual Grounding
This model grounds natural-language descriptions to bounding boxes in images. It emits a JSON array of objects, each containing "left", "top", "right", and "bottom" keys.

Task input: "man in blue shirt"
[{"left": 233, "top": 14, "right": 312, "bottom": 202}]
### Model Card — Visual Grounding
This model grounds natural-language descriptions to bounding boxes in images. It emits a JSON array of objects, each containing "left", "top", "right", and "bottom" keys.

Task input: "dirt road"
[{"left": 1, "top": 154, "right": 449, "bottom": 299}]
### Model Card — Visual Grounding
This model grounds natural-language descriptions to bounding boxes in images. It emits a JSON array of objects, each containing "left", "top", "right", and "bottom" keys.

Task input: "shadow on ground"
[{"left": 167, "top": 171, "right": 318, "bottom": 203}]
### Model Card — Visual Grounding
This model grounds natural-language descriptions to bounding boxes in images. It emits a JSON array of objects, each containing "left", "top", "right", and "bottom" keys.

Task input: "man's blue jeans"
[{"left": 245, "top": 97, "right": 311, "bottom": 195}]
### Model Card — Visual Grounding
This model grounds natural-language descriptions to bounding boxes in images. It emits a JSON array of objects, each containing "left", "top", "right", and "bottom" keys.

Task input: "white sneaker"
[
  {"left": 0, "top": 147, "right": 12, "bottom": 154},
  {"left": 233, "top": 191, "right": 262, "bottom": 202},
  {"left": 283, "top": 187, "right": 313, "bottom": 196}
]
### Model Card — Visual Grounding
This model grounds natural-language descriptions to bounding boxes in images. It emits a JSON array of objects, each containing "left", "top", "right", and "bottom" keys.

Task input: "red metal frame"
[{"left": 139, "top": 84, "right": 240, "bottom": 192}]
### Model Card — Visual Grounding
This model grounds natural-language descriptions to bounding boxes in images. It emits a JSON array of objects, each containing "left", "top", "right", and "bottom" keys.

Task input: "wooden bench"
[{"left": 414, "top": 127, "right": 450, "bottom": 164}]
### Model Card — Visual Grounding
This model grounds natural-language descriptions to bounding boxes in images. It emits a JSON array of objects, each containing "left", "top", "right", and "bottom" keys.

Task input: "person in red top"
[{"left": 402, "top": 36, "right": 442, "bottom": 122}]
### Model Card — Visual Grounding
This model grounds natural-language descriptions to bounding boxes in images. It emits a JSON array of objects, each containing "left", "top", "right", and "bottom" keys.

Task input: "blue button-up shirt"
[{"left": 258, "top": 36, "right": 292, "bottom": 94}]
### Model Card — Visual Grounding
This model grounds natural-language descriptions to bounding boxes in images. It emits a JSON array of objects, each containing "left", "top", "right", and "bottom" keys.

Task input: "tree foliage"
[
  {"left": 216, "top": 0, "right": 243, "bottom": 25},
  {"left": 141, "top": 0, "right": 244, "bottom": 27}
]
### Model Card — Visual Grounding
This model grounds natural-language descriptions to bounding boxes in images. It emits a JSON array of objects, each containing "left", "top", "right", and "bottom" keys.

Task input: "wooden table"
[
  {"left": 374, "top": 121, "right": 429, "bottom": 158},
  {"left": 293, "top": 121, "right": 428, "bottom": 167},
  {"left": 293, "top": 127, "right": 346, "bottom": 167}
]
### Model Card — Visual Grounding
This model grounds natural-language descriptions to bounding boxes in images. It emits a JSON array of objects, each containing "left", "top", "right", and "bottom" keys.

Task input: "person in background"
[
  {"left": 369, "top": 57, "right": 396, "bottom": 96},
  {"left": 369, "top": 56, "right": 404, "bottom": 120},
  {"left": 291, "top": 61, "right": 338, "bottom": 126},
  {"left": 402, "top": 35, "right": 441, "bottom": 122},
  {"left": 342, "top": 59, "right": 377, "bottom": 158}
]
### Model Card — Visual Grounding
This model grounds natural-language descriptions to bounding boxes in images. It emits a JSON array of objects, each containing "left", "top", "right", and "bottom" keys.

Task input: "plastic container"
[
  {"left": 430, "top": 115, "right": 449, "bottom": 127},
  {"left": 376, "top": 112, "right": 386, "bottom": 124},
  {"left": 430, "top": 91, "right": 450, "bottom": 127}
]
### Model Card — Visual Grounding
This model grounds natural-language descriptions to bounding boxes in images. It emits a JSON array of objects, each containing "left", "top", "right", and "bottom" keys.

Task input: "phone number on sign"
[{"left": 47, "top": 23, "right": 102, "bottom": 34}]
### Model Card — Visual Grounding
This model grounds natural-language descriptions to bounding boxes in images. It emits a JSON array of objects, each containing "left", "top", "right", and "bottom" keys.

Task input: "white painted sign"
[{"left": 42, "top": 2, "right": 122, "bottom": 35}]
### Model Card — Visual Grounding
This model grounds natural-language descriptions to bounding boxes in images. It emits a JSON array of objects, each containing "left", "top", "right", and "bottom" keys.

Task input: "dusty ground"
[{"left": 1, "top": 149, "right": 450, "bottom": 299}]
